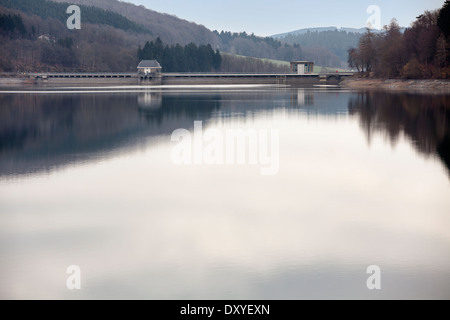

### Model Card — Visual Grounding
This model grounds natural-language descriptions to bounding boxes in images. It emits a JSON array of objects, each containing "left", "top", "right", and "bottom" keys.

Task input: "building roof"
[
  {"left": 137, "top": 60, "right": 162, "bottom": 68},
  {"left": 291, "top": 61, "right": 314, "bottom": 64}
]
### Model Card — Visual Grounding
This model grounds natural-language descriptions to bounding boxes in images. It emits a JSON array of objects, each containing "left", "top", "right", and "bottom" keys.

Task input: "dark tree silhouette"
[
  {"left": 438, "top": 0, "right": 450, "bottom": 38},
  {"left": 138, "top": 38, "right": 221, "bottom": 72},
  {"left": 347, "top": 3, "right": 450, "bottom": 79}
]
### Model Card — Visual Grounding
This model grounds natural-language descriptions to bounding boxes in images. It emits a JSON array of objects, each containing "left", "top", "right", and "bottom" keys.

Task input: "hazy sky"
[{"left": 125, "top": 0, "right": 445, "bottom": 36}]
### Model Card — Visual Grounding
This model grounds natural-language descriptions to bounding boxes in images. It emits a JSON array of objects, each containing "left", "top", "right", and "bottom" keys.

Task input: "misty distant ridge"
[
  {"left": 271, "top": 26, "right": 410, "bottom": 68},
  {"left": 272, "top": 27, "right": 384, "bottom": 38}
]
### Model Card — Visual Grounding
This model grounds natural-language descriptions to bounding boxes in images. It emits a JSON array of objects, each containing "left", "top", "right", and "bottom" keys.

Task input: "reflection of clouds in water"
[{"left": 1, "top": 115, "right": 449, "bottom": 299}]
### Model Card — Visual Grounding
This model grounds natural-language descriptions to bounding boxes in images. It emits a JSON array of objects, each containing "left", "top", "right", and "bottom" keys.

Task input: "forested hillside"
[
  {"left": 0, "top": 7, "right": 292, "bottom": 72},
  {"left": 0, "top": 0, "right": 310, "bottom": 72},
  {"left": 2, "top": 0, "right": 447, "bottom": 77},
  {"left": 55, "top": 0, "right": 305, "bottom": 62},
  {"left": 278, "top": 30, "right": 362, "bottom": 68},
  {"left": 0, "top": 5, "right": 142, "bottom": 72},
  {"left": 0, "top": 0, "right": 149, "bottom": 33},
  {"left": 214, "top": 31, "right": 303, "bottom": 63},
  {"left": 50, "top": 0, "right": 218, "bottom": 46}
]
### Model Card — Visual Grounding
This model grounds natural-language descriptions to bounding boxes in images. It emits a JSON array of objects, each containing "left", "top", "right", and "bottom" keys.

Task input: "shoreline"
[
  {"left": 0, "top": 77, "right": 30, "bottom": 87},
  {"left": 340, "top": 78, "right": 450, "bottom": 92},
  {"left": 1, "top": 75, "right": 450, "bottom": 92},
  {"left": 0, "top": 73, "right": 333, "bottom": 87}
]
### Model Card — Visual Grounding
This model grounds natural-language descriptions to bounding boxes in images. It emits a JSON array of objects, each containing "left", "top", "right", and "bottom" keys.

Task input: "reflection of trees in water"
[
  {"left": 1, "top": 91, "right": 294, "bottom": 176},
  {"left": 138, "top": 93, "right": 221, "bottom": 127},
  {"left": 0, "top": 93, "right": 222, "bottom": 176},
  {"left": 348, "top": 91, "right": 450, "bottom": 176},
  {"left": 6, "top": 90, "right": 444, "bottom": 177},
  {"left": 0, "top": 94, "right": 143, "bottom": 154}
]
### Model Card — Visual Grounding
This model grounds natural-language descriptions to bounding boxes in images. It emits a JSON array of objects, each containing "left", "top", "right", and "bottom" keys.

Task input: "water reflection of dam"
[
  {"left": 292, "top": 89, "right": 314, "bottom": 106},
  {"left": 137, "top": 92, "right": 163, "bottom": 110}
]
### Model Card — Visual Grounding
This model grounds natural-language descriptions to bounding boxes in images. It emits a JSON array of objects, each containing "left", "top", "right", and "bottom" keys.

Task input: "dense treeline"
[
  {"left": 138, "top": 38, "right": 222, "bottom": 72},
  {"left": 280, "top": 30, "right": 362, "bottom": 68},
  {"left": 137, "top": 38, "right": 291, "bottom": 73},
  {"left": 348, "top": 1, "right": 450, "bottom": 79},
  {"left": 0, "top": 13, "right": 26, "bottom": 38},
  {"left": 0, "top": 0, "right": 149, "bottom": 34}
]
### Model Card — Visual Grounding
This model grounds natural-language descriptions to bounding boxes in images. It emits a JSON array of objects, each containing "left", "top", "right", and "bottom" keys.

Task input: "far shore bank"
[
  {"left": 1, "top": 74, "right": 450, "bottom": 91},
  {"left": 340, "top": 78, "right": 450, "bottom": 92},
  {"left": 0, "top": 77, "right": 30, "bottom": 87}
]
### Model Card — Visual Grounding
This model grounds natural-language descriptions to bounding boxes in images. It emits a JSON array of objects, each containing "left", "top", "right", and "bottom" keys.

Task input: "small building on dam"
[
  {"left": 290, "top": 61, "right": 315, "bottom": 75},
  {"left": 137, "top": 60, "right": 162, "bottom": 84}
]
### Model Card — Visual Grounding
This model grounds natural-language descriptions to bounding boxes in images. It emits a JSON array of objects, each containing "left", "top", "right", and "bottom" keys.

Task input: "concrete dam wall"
[{"left": 28, "top": 72, "right": 353, "bottom": 87}]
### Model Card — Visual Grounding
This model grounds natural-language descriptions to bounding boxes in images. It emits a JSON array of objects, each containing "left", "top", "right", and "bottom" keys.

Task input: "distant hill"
[
  {"left": 272, "top": 27, "right": 372, "bottom": 38},
  {"left": 213, "top": 31, "right": 302, "bottom": 63},
  {"left": 277, "top": 29, "right": 363, "bottom": 68},
  {"left": 272, "top": 26, "right": 407, "bottom": 68},
  {"left": 272, "top": 26, "right": 406, "bottom": 39}
]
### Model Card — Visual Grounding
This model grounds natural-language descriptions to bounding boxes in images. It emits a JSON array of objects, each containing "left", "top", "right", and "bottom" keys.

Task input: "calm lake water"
[{"left": 0, "top": 86, "right": 449, "bottom": 299}]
